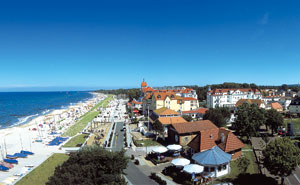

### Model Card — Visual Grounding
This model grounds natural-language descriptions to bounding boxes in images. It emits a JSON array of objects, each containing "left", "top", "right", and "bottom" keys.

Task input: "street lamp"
[{"left": 147, "top": 105, "right": 150, "bottom": 131}]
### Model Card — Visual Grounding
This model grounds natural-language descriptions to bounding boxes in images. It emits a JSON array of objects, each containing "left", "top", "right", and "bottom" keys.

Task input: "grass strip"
[{"left": 16, "top": 154, "right": 69, "bottom": 185}]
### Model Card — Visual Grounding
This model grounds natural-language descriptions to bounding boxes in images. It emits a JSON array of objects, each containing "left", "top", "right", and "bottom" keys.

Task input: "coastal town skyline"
[{"left": 1, "top": 1, "right": 300, "bottom": 91}]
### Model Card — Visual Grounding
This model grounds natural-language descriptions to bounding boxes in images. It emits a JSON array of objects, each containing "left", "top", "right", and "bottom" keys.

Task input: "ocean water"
[{"left": 0, "top": 91, "right": 94, "bottom": 129}]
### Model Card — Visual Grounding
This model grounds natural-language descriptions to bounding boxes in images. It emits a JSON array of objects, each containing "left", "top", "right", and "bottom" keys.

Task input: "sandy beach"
[{"left": 0, "top": 92, "right": 106, "bottom": 183}]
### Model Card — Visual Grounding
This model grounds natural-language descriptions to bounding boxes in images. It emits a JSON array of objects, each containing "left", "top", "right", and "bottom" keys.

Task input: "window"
[
  {"left": 204, "top": 167, "right": 209, "bottom": 172},
  {"left": 171, "top": 95, "right": 174, "bottom": 98},
  {"left": 157, "top": 95, "right": 161, "bottom": 99},
  {"left": 218, "top": 166, "right": 222, "bottom": 172},
  {"left": 222, "top": 165, "right": 227, "bottom": 170}
]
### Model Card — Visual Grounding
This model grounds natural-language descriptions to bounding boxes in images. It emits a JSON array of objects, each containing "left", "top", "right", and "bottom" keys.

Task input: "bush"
[
  {"left": 135, "top": 159, "right": 139, "bottom": 165},
  {"left": 183, "top": 181, "right": 193, "bottom": 185},
  {"left": 131, "top": 155, "right": 135, "bottom": 160},
  {"left": 150, "top": 172, "right": 167, "bottom": 185}
]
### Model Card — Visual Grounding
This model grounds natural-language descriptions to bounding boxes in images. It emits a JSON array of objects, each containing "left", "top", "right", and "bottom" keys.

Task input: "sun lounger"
[
  {"left": 6, "top": 155, "right": 17, "bottom": 159},
  {"left": 0, "top": 165, "right": 9, "bottom": 171},
  {"left": 4, "top": 159, "right": 18, "bottom": 164},
  {"left": 13, "top": 153, "right": 27, "bottom": 158},
  {"left": 21, "top": 150, "right": 34, "bottom": 155}
]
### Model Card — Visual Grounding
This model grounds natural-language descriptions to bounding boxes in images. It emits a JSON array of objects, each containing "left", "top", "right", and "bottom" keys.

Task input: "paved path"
[
  {"left": 252, "top": 137, "right": 300, "bottom": 185},
  {"left": 108, "top": 121, "right": 157, "bottom": 184},
  {"left": 124, "top": 161, "right": 158, "bottom": 185},
  {"left": 112, "top": 122, "right": 124, "bottom": 152},
  {"left": 287, "top": 166, "right": 300, "bottom": 185}
]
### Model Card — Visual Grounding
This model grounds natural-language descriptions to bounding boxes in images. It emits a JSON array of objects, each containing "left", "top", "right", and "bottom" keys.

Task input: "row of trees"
[
  {"left": 202, "top": 103, "right": 284, "bottom": 138},
  {"left": 47, "top": 146, "right": 129, "bottom": 185},
  {"left": 234, "top": 103, "right": 283, "bottom": 138},
  {"left": 95, "top": 88, "right": 140, "bottom": 101},
  {"left": 95, "top": 83, "right": 300, "bottom": 102}
]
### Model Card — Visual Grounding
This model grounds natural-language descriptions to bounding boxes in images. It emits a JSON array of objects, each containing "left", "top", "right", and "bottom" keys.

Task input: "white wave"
[
  {"left": 12, "top": 114, "right": 39, "bottom": 127},
  {"left": 42, "top": 109, "right": 51, "bottom": 115}
]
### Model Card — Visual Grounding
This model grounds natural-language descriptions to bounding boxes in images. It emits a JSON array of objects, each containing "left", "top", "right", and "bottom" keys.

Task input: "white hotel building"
[{"left": 207, "top": 88, "right": 262, "bottom": 108}]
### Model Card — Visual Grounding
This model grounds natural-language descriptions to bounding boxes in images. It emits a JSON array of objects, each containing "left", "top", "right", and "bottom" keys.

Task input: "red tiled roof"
[
  {"left": 183, "top": 97, "right": 197, "bottom": 101},
  {"left": 271, "top": 102, "right": 283, "bottom": 110},
  {"left": 235, "top": 99, "right": 265, "bottom": 107},
  {"left": 154, "top": 107, "right": 179, "bottom": 115},
  {"left": 142, "top": 87, "right": 154, "bottom": 93},
  {"left": 153, "top": 92, "right": 177, "bottom": 100},
  {"left": 182, "top": 108, "right": 208, "bottom": 115},
  {"left": 218, "top": 128, "right": 244, "bottom": 152},
  {"left": 158, "top": 117, "right": 187, "bottom": 125},
  {"left": 171, "top": 120, "right": 218, "bottom": 134}
]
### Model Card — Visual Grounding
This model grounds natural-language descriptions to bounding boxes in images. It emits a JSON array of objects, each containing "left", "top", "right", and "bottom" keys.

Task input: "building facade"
[
  {"left": 289, "top": 97, "right": 300, "bottom": 114},
  {"left": 207, "top": 88, "right": 262, "bottom": 108}
]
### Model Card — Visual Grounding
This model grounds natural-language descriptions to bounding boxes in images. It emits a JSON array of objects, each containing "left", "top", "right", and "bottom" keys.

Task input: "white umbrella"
[
  {"left": 171, "top": 158, "right": 190, "bottom": 166},
  {"left": 167, "top": 144, "right": 182, "bottom": 151},
  {"left": 152, "top": 146, "right": 168, "bottom": 154},
  {"left": 183, "top": 164, "right": 204, "bottom": 174}
]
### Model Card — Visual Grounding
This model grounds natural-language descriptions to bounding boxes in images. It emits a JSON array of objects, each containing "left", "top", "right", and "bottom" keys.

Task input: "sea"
[{"left": 0, "top": 91, "right": 94, "bottom": 129}]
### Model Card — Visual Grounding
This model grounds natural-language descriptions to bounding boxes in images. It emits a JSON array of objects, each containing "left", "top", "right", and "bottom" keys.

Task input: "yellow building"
[{"left": 150, "top": 92, "right": 198, "bottom": 112}]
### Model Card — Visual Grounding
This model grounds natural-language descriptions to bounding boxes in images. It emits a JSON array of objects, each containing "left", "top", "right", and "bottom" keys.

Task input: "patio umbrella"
[
  {"left": 183, "top": 164, "right": 204, "bottom": 174},
  {"left": 152, "top": 146, "right": 168, "bottom": 154},
  {"left": 167, "top": 144, "right": 182, "bottom": 151},
  {"left": 171, "top": 158, "right": 190, "bottom": 166}
]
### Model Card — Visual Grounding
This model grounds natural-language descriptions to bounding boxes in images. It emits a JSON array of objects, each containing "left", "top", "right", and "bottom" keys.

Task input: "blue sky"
[{"left": 0, "top": 0, "right": 300, "bottom": 91}]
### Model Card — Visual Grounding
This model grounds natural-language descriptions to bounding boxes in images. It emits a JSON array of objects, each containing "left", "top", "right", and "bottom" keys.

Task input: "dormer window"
[
  {"left": 157, "top": 95, "right": 161, "bottom": 99},
  {"left": 171, "top": 95, "right": 175, "bottom": 98},
  {"left": 221, "top": 133, "right": 225, "bottom": 143}
]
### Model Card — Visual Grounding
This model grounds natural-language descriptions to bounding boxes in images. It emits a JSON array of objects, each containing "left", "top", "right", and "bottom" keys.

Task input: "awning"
[
  {"left": 171, "top": 158, "right": 190, "bottom": 166},
  {"left": 152, "top": 146, "right": 168, "bottom": 154},
  {"left": 183, "top": 164, "right": 204, "bottom": 174},
  {"left": 167, "top": 144, "right": 182, "bottom": 151},
  {"left": 192, "top": 146, "right": 232, "bottom": 166}
]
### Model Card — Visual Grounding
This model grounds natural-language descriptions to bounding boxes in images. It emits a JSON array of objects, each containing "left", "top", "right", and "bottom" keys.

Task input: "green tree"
[
  {"left": 233, "top": 103, "right": 265, "bottom": 138},
  {"left": 47, "top": 146, "right": 128, "bottom": 185},
  {"left": 265, "top": 109, "right": 283, "bottom": 136},
  {"left": 263, "top": 138, "right": 300, "bottom": 185},
  {"left": 203, "top": 107, "right": 231, "bottom": 127},
  {"left": 152, "top": 120, "right": 165, "bottom": 139},
  {"left": 250, "top": 83, "right": 258, "bottom": 89},
  {"left": 281, "top": 84, "right": 289, "bottom": 91},
  {"left": 182, "top": 115, "right": 193, "bottom": 122},
  {"left": 237, "top": 155, "right": 250, "bottom": 174}
]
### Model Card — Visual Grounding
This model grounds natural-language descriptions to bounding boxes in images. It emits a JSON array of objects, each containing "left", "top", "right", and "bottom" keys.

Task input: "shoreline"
[
  {"left": 0, "top": 92, "right": 110, "bottom": 183},
  {"left": 0, "top": 92, "right": 99, "bottom": 135}
]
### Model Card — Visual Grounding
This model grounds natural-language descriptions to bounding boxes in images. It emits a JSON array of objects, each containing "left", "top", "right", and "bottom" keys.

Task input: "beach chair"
[
  {"left": 4, "top": 159, "right": 18, "bottom": 164},
  {"left": 0, "top": 165, "right": 9, "bottom": 171}
]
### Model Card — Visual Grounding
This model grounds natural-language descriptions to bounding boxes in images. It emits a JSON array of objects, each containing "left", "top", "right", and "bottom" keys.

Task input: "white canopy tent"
[
  {"left": 183, "top": 164, "right": 204, "bottom": 174},
  {"left": 152, "top": 146, "right": 168, "bottom": 154},
  {"left": 171, "top": 158, "right": 190, "bottom": 167},
  {"left": 167, "top": 144, "right": 182, "bottom": 151}
]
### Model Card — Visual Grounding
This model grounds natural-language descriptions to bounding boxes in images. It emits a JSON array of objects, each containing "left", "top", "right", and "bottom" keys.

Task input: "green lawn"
[
  {"left": 217, "top": 146, "right": 258, "bottom": 183},
  {"left": 62, "top": 95, "right": 113, "bottom": 137},
  {"left": 91, "top": 94, "right": 113, "bottom": 111},
  {"left": 16, "top": 154, "right": 69, "bottom": 185},
  {"left": 284, "top": 118, "right": 300, "bottom": 131},
  {"left": 63, "top": 134, "right": 88, "bottom": 147},
  {"left": 134, "top": 139, "right": 162, "bottom": 147}
]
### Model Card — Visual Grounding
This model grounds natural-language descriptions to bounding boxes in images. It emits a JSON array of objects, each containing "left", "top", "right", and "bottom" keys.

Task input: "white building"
[
  {"left": 262, "top": 95, "right": 281, "bottom": 104},
  {"left": 207, "top": 88, "right": 262, "bottom": 108},
  {"left": 289, "top": 97, "right": 300, "bottom": 114},
  {"left": 278, "top": 98, "right": 292, "bottom": 110}
]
